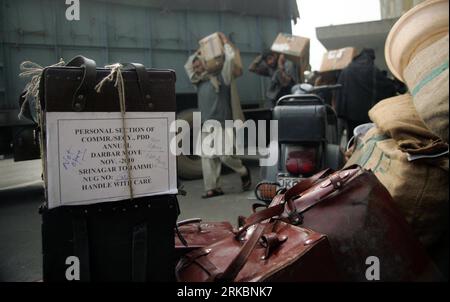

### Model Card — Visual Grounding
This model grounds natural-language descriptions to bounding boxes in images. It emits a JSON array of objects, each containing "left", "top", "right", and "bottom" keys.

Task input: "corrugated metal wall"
[{"left": 0, "top": 0, "right": 292, "bottom": 115}]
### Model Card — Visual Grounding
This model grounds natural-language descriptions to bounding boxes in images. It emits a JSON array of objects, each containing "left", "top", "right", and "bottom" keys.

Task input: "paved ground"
[{"left": 0, "top": 158, "right": 261, "bottom": 281}]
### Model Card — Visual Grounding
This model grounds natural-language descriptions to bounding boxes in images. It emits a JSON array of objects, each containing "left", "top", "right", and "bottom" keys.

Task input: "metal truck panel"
[{"left": 1, "top": 0, "right": 297, "bottom": 125}]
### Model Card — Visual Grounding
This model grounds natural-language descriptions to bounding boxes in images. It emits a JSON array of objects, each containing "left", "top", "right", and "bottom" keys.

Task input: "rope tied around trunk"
[
  {"left": 18, "top": 59, "right": 66, "bottom": 120},
  {"left": 19, "top": 59, "right": 66, "bottom": 191},
  {"left": 95, "top": 63, "right": 134, "bottom": 200}
]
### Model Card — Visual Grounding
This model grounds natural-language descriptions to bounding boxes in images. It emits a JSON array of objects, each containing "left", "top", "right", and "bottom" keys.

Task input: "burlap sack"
[
  {"left": 403, "top": 34, "right": 449, "bottom": 142},
  {"left": 368, "top": 93, "right": 448, "bottom": 155},
  {"left": 346, "top": 127, "right": 449, "bottom": 248}
]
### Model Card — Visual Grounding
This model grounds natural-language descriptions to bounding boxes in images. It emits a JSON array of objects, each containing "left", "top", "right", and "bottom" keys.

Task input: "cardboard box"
[
  {"left": 198, "top": 32, "right": 243, "bottom": 78},
  {"left": 199, "top": 32, "right": 225, "bottom": 74},
  {"left": 271, "top": 33, "right": 310, "bottom": 65},
  {"left": 320, "top": 47, "right": 357, "bottom": 72}
]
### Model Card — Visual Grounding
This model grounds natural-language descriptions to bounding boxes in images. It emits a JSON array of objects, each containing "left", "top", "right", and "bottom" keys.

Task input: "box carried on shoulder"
[
  {"left": 271, "top": 33, "right": 309, "bottom": 64},
  {"left": 271, "top": 33, "right": 310, "bottom": 82},
  {"left": 199, "top": 32, "right": 225, "bottom": 74},
  {"left": 319, "top": 47, "right": 357, "bottom": 72},
  {"left": 198, "top": 32, "right": 243, "bottom": 77}
]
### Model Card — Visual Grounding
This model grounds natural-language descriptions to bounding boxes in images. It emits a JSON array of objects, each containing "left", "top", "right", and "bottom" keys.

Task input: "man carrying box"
[
  {"left": 249, "top": 50, "right": 298, "bottom": 108},
  {"left": 334, "top": 48, "right": 398, "bottom": 141},
  {"left": 184, "top": 32, "right": 251, "bottom": 198}
]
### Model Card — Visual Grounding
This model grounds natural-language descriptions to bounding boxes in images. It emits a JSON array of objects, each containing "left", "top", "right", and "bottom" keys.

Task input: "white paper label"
[
  {"left": 327, "top": 48, "right": 345, "bottom": 60},
  {"left": 45, "top": 112, "right": 177, "bottom": 208},
  {"left": 271, "top": 43, "right": 291, "bottom": 53}
]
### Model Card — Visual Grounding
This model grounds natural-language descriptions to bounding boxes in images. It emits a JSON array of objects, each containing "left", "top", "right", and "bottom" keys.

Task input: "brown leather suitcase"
[
  {"left": 268, "top": 165, "right": 443, "bottom": 281},
  {"left": 175, "top": 209, "right": 340, "bottom": 282},
  {"left": 175, "top": 218, "right": 235, "bottom": 261}
]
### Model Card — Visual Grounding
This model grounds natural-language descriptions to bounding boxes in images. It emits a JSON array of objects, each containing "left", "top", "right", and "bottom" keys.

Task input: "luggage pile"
[
  {"left": 175, "top": 0, "right": 448, "bottom": 282},
  {"left": 175, "top": 166, "right": 442, "bottom": 281},
  {"left": 20, "top": 56, "right": 180, "bottom": 281},
  {"left": 347, "top": 0, "right": 449, "bottom": 251}
]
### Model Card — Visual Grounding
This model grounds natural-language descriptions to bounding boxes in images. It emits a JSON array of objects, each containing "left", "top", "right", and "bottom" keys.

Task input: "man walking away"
[{"left": 185, "top": 33, "right": 251, "bottom": 198}]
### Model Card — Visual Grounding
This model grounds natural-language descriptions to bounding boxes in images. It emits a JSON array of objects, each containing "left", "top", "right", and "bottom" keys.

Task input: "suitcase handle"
[
  {"left": 66, "top": 56, "right": 97, "bottom": 112},
  {"left": 176, "top": 218, "right": 202, "bottom": 227},
  {"left": 285, "top": 165, "right": 361, "bottom": 217},
  {"left": 283, "top": 168, "right": 333, "bottom": 202},
  {"left": 236, "top": 169, "right": 334, "bottom": 232},
  {"left": 121, "top": 63, "right": 153, "bottom": 108},
  {"left": 218, "top": 166, "right": 360, "bottom": 281}
]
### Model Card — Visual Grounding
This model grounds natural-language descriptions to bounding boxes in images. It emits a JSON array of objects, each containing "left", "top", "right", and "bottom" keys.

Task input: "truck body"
[{"left": 0, "top": 0, "right": 298, "bottom": 171}]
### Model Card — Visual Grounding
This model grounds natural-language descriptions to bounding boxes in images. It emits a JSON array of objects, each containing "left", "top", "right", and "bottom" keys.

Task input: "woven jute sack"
[
  {"left": 346, "top": 126, "right": 449, "bottom": 248},
  {"left": 403, "top": 34, "right": 449, "bottom": 142},
  {"left": 368, "top": 93, "right": 448, "bottom": 156}
]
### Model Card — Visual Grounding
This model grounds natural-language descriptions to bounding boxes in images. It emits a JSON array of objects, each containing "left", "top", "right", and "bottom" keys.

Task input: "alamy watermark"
[
  {"left": 365, "top": 256, "right": 380, "bottom": 281},
  {"left": 65, "top": 0, "right": 80, "bottom": 21},
  {"left": 65, "top": 256, "right": 80, "bottom": 281},
  {"left": 170, "top": 113, "right": 278, "bottom": 166}
]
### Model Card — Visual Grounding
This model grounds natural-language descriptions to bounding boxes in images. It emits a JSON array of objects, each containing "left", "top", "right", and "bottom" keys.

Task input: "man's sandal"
[{"left": 201, "top": 188, "right": 224, "bottom": 199}]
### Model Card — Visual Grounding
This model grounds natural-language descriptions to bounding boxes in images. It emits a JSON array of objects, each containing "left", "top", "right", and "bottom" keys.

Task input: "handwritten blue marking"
[
  {"left": 116, "top": 173, "right": 129, "bottom": 181},
  {"left": 62, "top": 147, "right": 87, "bottom": 170}
]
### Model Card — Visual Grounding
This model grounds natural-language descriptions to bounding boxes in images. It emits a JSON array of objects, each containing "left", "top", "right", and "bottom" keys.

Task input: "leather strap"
[
  {"left": 176, "top": 248, "right": 222, "bottom": 282},
  {"left": 177, "top": 247, "right": 212, "bottom": 272},
  {"left": 235, "top": 202, "right": 284, "bottom": 238},
  {"left": 286, "top": 167, "right": 361, "bottom": 217},
  {"left": 238, "top": 215, "right": 247, "bottom": 228},
  {"left": 215, "top": 196, "right": 286, "bottom": 281},
  {"left": 283, "top": 168, "right": 333, "bottom": 202},
  {"left": 132, "top": 223, "right": 148, "bottom": 282},
  {"left": 196, "top": 257, "right": 223, "bottom": 282},
  {"left": 176, "top": 218, "right": 202, "bottom": 227},
  {"left": 66, "top": 56, "right": 97, "bottom": 112},
  {"left": 174, "top": 223, "right": 188, "bottom": 247},
  {"left": 175, "top": 218, "right": 203, "bottom": 247},
  {"left": 252, "top": 203, "right": 268, "bottom": 213},
  {"left": 122, "top": 63, "right": 152, "bottom": 106},
  {"left": 72, "top": 217, "right": 90, "bottom": 281},
  {"left": 261, "top": 232, "right": 288, "bottom": 260},
  {"left": 219, "top": 223, "right": 269, "bottom": 282}
]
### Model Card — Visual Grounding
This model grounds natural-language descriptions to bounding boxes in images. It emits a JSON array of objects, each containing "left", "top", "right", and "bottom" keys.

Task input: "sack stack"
[
  {"left": 403, "top": 34, "right": 449, "bottom": 142},
  {"left": 346, "top": 95, "right": 448, "bottom": 248},
  {"left": 385, "top": 0, "right": 449, "bottom": 142},
  {"left": 347, "top": 0, "right": 449, "bottom": 249}
]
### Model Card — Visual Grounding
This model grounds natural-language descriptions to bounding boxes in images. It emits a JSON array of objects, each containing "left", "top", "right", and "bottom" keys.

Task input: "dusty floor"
[{"left": 0, "top": 158, "right": 261, "bottom": 281}]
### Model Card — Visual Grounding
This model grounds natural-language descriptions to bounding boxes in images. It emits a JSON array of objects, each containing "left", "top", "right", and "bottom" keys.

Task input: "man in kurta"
[{"left": 185, "top": 33, "right": 251, "bottom": 198}]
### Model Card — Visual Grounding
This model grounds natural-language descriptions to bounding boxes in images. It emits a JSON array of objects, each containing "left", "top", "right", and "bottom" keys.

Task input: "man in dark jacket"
[{"left": 334, "top": 48, "right": 397, "bottom": 140}]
